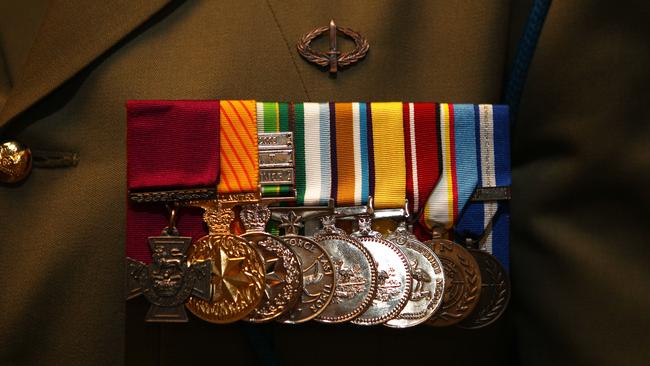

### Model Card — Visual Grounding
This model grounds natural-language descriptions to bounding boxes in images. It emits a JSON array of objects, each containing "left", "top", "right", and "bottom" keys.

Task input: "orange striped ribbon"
[
  {"left": 218, "top": 100, "right": 259, "bottom": 193},
  {"left": 334, "top": 102, "right": 357, "bottom": 205}
]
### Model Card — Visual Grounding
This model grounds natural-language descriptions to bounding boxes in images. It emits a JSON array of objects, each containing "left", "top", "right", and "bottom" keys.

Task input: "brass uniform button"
[{"left": 0, "top": 141, "right": 32, "bottom": 183}]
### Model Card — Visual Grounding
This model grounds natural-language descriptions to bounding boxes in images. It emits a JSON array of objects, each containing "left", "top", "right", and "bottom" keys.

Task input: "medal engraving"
[
  {"left": 314, "top": 216, "right": 377, "bottom": 323},
  {"left": 259, "top": 150, "right": 294, "bottom": 168},
  {"left": 185, "top": 203, "right": 266, "bottom": 323},
  {"left": 458, "top": 249, "right": 510, "bottom": 329},
  {"left": 240, "top": 204, "right": 302, "bottom": 322},
  {"left": 260, "top": 168, "right": 294, "bottom": 185},
  {"left": 216, "top": 192, "right": 260, "bottom": 204},
  {"left": 277, "top": 212, "right": 336, "bottom": 323},
  {"left": 126, "top": 234, "right": 211, "bottom": 322},
  {"left": 258, "top": 132, "right": 293, "bottom": 150},
  {"left": 384, "top": 223, "right": 445, "bottom": 328},
  {"left": 424, "top": 238, "right": 481, "bottom": 327},
  {"left": 350, "top": 216, "right": 412, "bottom": 325}
]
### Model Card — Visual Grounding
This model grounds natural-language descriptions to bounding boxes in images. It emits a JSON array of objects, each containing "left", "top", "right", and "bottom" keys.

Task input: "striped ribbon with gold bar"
[{"left": 257, "top": 102, "right": 294, "bottom": 197}]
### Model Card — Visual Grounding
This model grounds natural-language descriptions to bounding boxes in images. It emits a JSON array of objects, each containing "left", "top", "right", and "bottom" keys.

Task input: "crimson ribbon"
[{"left": 126, "top": 100, "right": 219, "bottom": 263}]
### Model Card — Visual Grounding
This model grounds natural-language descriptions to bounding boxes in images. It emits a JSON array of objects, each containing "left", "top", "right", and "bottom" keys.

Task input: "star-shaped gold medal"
[{"left": 212, "top": 246, "right": 254, "bottom": 303}]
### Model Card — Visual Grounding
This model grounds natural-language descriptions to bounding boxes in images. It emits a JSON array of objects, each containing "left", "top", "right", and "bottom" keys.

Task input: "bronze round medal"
[
  {"left": 240, "top": 204, "right": 302, "bottom": 323},
  {"left": 424, "top": 238, "right": 481, "bottom": 327},
  {"left": 457, "top": 249, "right": 510, "bottom": 329},
  {"left": 350, "top": 216, "right": 412, "bottom": 326},
  {"left": 185, "top": 233, "right": 266, "bottom": 323},
  {"left": 314, "top": 216, "right": 378, "bottom": 323}
]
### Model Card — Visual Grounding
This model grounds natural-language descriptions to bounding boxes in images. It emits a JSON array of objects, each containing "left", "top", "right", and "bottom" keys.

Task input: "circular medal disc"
[
  {"left": 314, "top": 234, "right": 378, "bottom": 323},
  {"left": 457, "top": 249, "right": 510, "bottom": 329},
  {"left": 384, "top": 225, "right": 445, "bottom": 328},
  {"left": 276, "top": 234, "right": 336, "bottom": 324},
  {"left": 424, "top": 239, "right": 481, "bottom": 327},
  {"left": 351, "top": 236, "right": 412, "bottom": 325},
  {"left": 186, "top": 234, "right": 266, "bottom": 323},
  {"left": 242, "top": 232, "right": 303, "bottom": 323}
]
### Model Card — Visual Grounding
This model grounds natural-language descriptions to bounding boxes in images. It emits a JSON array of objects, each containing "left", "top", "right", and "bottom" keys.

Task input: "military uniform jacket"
[{"left": 0, "top": 1, "right": 648, "bottom": 365}]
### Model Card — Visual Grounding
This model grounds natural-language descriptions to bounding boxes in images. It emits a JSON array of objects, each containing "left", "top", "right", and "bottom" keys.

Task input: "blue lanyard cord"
[{"left": 503, "top": 0, "right": 553, "bottom": 119}]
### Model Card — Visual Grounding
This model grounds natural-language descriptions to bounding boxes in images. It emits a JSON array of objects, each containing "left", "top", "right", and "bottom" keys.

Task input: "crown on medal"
[
  {"left": 240, "top": 203, "right": 271, "bottom": 231},
  {"left": 203, "top": 207, "right": 235, "bottom": 234}
]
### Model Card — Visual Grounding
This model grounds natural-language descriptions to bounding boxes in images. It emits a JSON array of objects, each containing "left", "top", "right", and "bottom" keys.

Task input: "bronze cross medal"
[{"left": 126, "top": 232, "right": 211, "bottom": 322}]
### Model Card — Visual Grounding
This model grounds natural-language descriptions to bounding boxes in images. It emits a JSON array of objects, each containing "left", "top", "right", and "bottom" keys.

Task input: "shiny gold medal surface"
[
  {"left": 240, "top": 203, "right": 302, "bottom": 323},
  {"left": 458, "top": 249, "right": 510, "bottom": 329},
  {"left": 185, "top": 201, "right": 266, "bottom": 323},
  {"left": 276, "top": 211, "right": 336, "bottom": 324},
  {"left": 350, "top": 215, "right": 412, "bottom": 326},
  {"left": 384, "top": 222, "right": 445, "bottom": 328},
  {"left": 424, "top": 238, "right": 481, "bottom": 327},
  {"left": 314, "top": 216, "right": 378, "bottom": 323}
]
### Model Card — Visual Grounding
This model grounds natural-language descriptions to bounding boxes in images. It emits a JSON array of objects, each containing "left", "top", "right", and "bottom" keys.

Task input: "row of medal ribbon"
[
  {"left": 126, "top": 196, "right": 510, "bottom": 329},
  {"left": 126, "top": 100, "right": 510, "bottom": 329}
]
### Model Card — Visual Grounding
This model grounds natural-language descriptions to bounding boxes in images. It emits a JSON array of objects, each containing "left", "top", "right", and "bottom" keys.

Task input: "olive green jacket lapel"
[{"left": 0, "top": 0, "right": 175, "bottom": 129}]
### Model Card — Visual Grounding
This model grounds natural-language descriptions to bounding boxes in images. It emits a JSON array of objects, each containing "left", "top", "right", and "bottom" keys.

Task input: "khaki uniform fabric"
[{"left": 0, "top": 1, "right": 648, "bottom": 365}]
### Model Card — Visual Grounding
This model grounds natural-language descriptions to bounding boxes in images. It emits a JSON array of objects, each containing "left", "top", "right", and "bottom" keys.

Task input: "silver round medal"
[
  {"left": 276, "top": 211, "right": 336, "bottom": 324},
  {"left": 313, "top": 216, "right": 378, "bottom": 323},
  {"left": 240, "top": 204, "right": 302, "bottom": 323},
  {"left": 350, "top": 215, "right": 412, "bottom": 325},
  {"left": 384, "top": 222, "right": 445, "bottom": 328}
]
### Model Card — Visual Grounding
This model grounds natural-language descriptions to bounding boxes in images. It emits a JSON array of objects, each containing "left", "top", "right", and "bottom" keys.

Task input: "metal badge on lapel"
[{"left": 297, "top": 19, "right": 369, "bottom": 74}]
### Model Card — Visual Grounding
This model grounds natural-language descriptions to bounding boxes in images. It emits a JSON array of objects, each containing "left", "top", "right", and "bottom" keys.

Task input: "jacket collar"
[{"left": 0, "top": 0, "right": 175, "bottom": 129}]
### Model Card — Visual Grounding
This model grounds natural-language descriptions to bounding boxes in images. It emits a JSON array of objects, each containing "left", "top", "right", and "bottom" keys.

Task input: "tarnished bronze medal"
[
  {"left": 314, "top": 215, "right": 378, "bottom": 323},
  {"left": 126, "top": 226, "right": 211, "bottom": 323},
  {"left": 241, "top": 203, "right": 303, "bottom": 323},
  {"left": 185, "top": 200, "right": 266, "bottom": 324},
  {"left": 276, "top": 211, "right": 336, "bottom": 324},
  {"left": 458, "top": 249, "right": 510, "bottom": 329},
  {"left": 424, "top": 237, "right": 481, "bottom": 327},
  {"left": 350, "top": 215, "right": 412, "bottom": 325},
  {"left": 384, "top": 222, "right": 445, "bottom": 328}
]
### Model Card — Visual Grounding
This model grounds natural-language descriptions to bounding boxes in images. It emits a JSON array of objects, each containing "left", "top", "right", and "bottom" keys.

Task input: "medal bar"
[{"left": 126, "top": 100, "right": 512, "bottom": 328}]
